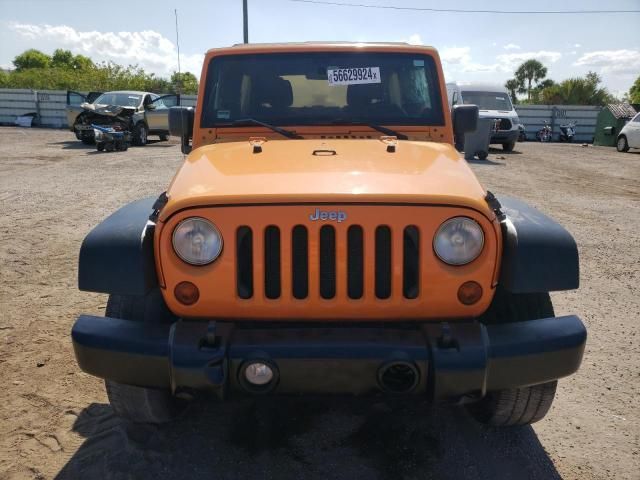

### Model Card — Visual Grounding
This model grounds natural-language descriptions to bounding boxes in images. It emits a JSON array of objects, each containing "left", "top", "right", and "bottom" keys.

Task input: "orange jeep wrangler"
[{"left": 72, "top": 43, "right": 586, "bottom": 425}]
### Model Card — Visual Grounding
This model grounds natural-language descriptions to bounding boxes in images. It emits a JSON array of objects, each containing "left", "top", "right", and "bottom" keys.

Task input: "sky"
[{"left": 0, "top": 0, "right": 638, "bottom": 97}]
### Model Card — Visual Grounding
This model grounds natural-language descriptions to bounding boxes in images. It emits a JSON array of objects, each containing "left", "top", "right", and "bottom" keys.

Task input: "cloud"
[
  {"left": 503, "top": 43, "right": 520, "bottom": 50},
  {"left": 10, "top": 23, "right": 203, "bottom": 76},
  {"left": 495, "top": 50, "right": 562, "bottom": 73},
  {"left": 440, "top": 46, "right": 471, "bottom": 65},
  {"left": 574, "top": 49, "right": 640, "bottom": 75},
  {"left": 440, "top": 46, "right": 501, "bottom": 73},
  {"left": 404, "top": 34, "right": 423, "bottom": 45}
]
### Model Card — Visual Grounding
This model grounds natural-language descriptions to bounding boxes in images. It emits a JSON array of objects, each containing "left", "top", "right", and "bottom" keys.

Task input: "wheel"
[
  {"left": 617, "top": 136, "right": 629, "bottom": 153},
  {"left": 133, "top": 123, "right": 148, "bottom": 146},
  {"left": 502, "top": 141, "right": 515, "bottom": 152},
  {"left": 104, "top": 293, "right": 186, "bottom": 424},
  {"left": 159, "top": 134, "right": 169, "bottom": 141},
  {"left": 105, "top": 143, "right": 115, "bottom": 152},
  {"left": 96, "top": 143, "right": 105, "bottom": 152},
  {"left": 466, "top": 288, "right": 558, "bottom": 426},
  {"left": 477, "top": 151, "right": 488, "bottom": 160}
]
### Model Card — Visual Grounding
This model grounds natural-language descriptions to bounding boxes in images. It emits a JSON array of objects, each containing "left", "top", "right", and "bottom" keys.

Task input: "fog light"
[
  {"left": 457, "top": 281, "right": 483, "bottom": 305},
  {"left": 174, "top": 281, "right": 199, "bottom": 305},
  {"left": 244, "top": 362, "right": 274, "bottom": 386}
]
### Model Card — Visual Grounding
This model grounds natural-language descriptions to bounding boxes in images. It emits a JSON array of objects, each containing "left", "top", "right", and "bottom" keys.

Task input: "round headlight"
[
  {"left": 433, "top": 217, "right": 484, "bottom": 265},
  {"left": 172, "top": 217, "right": 223, "bottom": 265}
]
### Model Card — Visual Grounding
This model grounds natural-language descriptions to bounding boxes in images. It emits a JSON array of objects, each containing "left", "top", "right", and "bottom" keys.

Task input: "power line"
[{"left": 290, "top": 0, "right": 640, "bottom": 15}]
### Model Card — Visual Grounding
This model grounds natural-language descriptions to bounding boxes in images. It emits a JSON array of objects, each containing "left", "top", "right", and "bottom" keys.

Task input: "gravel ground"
[{"left": 0, "top": 127, "right": 638, "bottom": 480}]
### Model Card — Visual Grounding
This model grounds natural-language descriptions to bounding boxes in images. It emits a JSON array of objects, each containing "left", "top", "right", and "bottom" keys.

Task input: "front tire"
[
  {"left": 502, "top": 141, "right": 516, "bottom": 152},
  {"left": 132, "top": 123, "right": 148, "bottom": 146},
  {"left": 104, "top": 293, "right": 186, "bottom": 424},
  {"left": 466, "top": 288, "right": 558, "bottom": 426},
  {"left": 467, "top": 381, "right": 558, "bottom": 427},
  {"left": 159, "top": 133, "right": 169, "bottom": 141},
  {"left": 617, "top": 136, "right": 629, "bottom": 152}
]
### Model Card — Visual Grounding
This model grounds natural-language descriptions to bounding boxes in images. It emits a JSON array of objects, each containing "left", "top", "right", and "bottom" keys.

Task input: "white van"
[{"left": 446, "top": 82, "right": 520, "bottom": 151}]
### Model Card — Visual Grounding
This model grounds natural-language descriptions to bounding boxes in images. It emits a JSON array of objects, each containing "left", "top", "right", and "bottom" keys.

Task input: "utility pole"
[{"left": 243, "top": 0, "right": 249, "bottom": 43}]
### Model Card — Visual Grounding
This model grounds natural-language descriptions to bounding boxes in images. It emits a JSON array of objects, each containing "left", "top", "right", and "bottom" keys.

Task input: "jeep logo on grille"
[{"left": 309, "top": 208, "right": 347, "bottom": 223}]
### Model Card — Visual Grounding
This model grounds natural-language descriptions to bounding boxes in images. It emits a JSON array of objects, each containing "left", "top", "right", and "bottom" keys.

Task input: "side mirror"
[
  {"left": 146, "top": 104, "right": 156, "bottom": 111},
  {"left": 452, "top": 104, "right": 479, "bottom": 136},
  {"left": 169, "top": 106, "right": 195, "bottom": 154}
]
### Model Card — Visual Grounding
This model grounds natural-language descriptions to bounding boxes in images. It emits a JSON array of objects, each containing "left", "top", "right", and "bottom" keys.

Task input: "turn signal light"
[
  {"left": 457, "top": 281, "right": 483, "bottom": 305},
  {"left": 174, "top": 281, "right": 200, "bottom": 305}
]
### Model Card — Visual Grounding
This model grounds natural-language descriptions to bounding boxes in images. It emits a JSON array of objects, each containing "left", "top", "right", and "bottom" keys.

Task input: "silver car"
[{"left": 66, "top": 90, "right": 180, "bottom": 146}]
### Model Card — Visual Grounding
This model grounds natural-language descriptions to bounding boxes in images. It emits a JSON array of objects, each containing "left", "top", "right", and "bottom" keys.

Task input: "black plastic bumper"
[
  {"left": 71, "top": 315, "right": 586, "bottom": 401},
  {"left": 490, "top": 129, "right": 519, "bottom": 144}
]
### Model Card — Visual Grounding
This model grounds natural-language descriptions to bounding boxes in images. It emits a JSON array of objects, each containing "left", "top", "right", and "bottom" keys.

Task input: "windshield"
[
  {"left": 461, "top": 91, "right": 513, "bottom": 111},
  {"left": 93, "top": 93, "right": 142, "bottom": 107},
  {"left": 201, "top": 52, "right": 444, "bottom": 128}
]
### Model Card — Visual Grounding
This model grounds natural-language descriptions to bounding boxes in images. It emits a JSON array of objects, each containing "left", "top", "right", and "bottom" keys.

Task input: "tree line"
[
  {"left": 505, "top": 58, "right": 640, "bottom": 106},
  {"left": 0, "top": 49, "right": 199, "bottom": 95}
]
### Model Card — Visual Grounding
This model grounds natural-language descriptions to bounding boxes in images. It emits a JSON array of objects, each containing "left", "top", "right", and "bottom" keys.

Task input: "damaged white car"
[{"left": 66, "top": 90, "right": 180, "bottom": 146}]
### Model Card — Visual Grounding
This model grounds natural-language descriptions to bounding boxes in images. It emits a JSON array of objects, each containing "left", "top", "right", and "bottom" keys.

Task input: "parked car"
[
  {"left": 72, "top": 42, "right": 585, "bottom": 427},
  {"left": 66, "top": 90, "right": 180, "bottom": 146},
  {"left": 447, "top": 82, "right": 520, "bottom": 151},
  {"left": 616, "top": 111, "right": 640, "bottom": 152}
]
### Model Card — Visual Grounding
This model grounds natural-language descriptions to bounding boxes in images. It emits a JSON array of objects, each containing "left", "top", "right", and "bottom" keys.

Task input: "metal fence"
[
  {"left": 0, "top": 88, "right": 601, "bottom": 142},
  {"left": 514, "top": 104, "right": 601, "bottom": 143},
  {"left": 0, "top": 89, "right": 197, "bottom": 128}
]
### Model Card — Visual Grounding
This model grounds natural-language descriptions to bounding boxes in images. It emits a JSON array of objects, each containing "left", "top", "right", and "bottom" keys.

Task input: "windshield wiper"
[
  {"left": 327, "top": 120, "right": 408, "bottom": 140},
  {"left": 231, "top": 118, "right": 302, "bottom": 139}
]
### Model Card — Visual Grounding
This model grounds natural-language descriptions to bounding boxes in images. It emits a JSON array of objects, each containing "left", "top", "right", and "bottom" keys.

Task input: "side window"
[
  {"left": 151, "top": 95, "right": 179, "bottom": 109},
  {"left": 452, "top": 91, "right": 458, "bottom": 106}
]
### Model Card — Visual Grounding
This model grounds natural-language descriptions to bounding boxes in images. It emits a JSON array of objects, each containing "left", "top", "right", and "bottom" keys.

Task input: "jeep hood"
[{"left": 160, "top": 139, "right": 492, "bottom": 221}]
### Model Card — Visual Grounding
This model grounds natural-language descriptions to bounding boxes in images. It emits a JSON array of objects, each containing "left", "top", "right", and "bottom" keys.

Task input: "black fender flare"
[
  {"left": 78, "top": 197, "right": 159, "bottom": 295},
  {"left": 495, "top": 195, "right": 579, "bottom": 293}
]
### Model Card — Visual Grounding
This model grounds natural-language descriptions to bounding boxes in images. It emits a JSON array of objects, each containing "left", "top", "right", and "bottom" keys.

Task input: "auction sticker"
[{"left": 327, "top": 67, "right": 381, "bottom": 86}]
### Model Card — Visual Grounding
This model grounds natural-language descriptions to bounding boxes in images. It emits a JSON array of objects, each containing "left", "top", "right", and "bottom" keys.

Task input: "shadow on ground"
[
  {"left": 55, "top": 397, "right": 561, "bottom": 480},
  {"left": 50, "top": 139, "right": 175, "bottom": 150}
]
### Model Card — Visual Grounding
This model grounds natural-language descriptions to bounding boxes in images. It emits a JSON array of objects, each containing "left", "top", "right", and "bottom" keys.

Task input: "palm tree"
[
  {"left": 515, "top": 59, "right": 548, "bottom": 102},
  {"left": 505, "top": 79, "right": 519, "bottom": 104}
]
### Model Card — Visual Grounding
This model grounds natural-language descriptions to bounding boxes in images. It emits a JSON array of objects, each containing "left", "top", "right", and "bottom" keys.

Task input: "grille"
[{"left": 236, "top": 224, "right": 421, "bottom": 300}]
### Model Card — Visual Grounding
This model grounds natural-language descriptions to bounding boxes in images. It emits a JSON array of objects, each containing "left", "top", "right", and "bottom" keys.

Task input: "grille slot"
[
  {"left": 347, "top": 225, "right": 364, "bottom": 299},
  {"left": 236, "top": 226, "right": 253, "bottom": 299},
  {"left": 292, "top": 225, "right": 308, "bottom": 299},
  {"left": 236, "top": 221, "right": 423, "bottom": 302},
  {"left": 403, "top": 226, "right": 420, "bottom": 299},
  {"left": 319, "top": 225, "right": 336, "bottom": 299},
  {"left": 264, "top": 226, "right": 281, "bottom": 299},
  {"left": 375, "top": 226, "right": 392, "bottom": 299}
]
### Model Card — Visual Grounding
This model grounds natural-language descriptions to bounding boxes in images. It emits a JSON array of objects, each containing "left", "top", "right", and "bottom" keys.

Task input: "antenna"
[
  {"left": 174, "top": 8, "right": 187, "bottom": 157},
  {"left": 243, "top": 0, "right": 249, "bottom": 43},
  {"left": 175, "top": 9, "right": 182, "bottom": 79}
]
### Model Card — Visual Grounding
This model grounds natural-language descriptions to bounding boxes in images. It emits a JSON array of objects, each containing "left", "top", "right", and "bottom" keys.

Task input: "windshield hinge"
[
  {"left": 149, "top": 192, "right": 169, "bottom": 222},
  {"left": 485, "top": 191, "right": 504, "bottom": 220},
  {"left": 379, "top": 135, "right": 397, "bottom": 153},
  {"left": 249, "top": 136, "right": 267, "bottom": 153}
]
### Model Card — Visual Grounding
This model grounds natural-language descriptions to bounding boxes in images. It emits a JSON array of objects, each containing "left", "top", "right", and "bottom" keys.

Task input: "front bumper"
[
  {"left": 71, "top": 315, "right": 586, "bottom": 401},
  {"left": 490, "top": 129, "right": 519, "bottom": 144}
]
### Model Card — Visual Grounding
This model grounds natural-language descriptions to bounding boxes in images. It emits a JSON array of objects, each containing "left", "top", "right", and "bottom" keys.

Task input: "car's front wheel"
[
  {"left": 133, "top": 123, "right": 148, "bottom": 146},
  {"left": 466, "top": 288, "right": 558, "bottom": 426},
  {"left": 617, "top": 135, "right": 630, "bottom": 152},
  {"left": 104, "top": 293, "right": 187, "bottom": 424},
  {"left": 159, "top": 133, "right": 169, "bottom": 141},
  {"left": 502, "top": 141, "right": 516, "bottom": 152}
]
